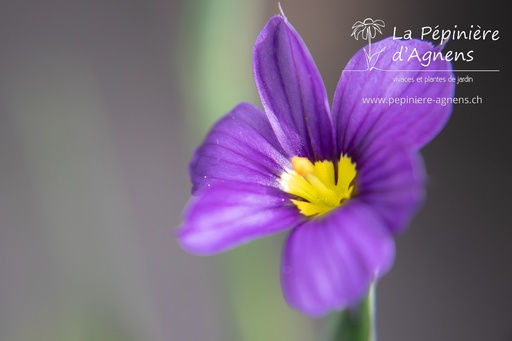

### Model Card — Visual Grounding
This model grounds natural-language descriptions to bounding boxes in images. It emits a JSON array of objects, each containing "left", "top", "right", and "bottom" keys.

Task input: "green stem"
[{"left": 331, "top": 284, "right": 376, "bottom": 341}]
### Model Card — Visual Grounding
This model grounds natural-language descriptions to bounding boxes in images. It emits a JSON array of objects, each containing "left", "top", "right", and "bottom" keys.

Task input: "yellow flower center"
[{"left": 280, "top": 154, "right": 357, "bottom": 217}]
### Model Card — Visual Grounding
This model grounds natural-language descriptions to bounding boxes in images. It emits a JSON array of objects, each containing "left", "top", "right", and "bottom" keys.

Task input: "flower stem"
[
  {"left": 368, "top": 36, "right": 372, "bottom": 60},
  {"left": 330, "top": 284, "right": 376, "bottom": 341}
]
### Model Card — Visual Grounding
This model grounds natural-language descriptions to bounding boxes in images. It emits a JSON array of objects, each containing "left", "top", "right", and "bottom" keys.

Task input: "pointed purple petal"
[
  {"left": 179, "top": 182, "right": 302, "bottom": 255},
  {"left": 253, "top": 16, "right": 335, "bottom": 161},
  {"left": 281, "top": 202, "right": 395, "bottom": 317},
  {"left": 333, "top": 37, "right": 455, "bottom": 156},
  {"left": 190, "top": 102, "right": 289, "bottom": 194},
  {"left": 356, "top": 144, "right": 426, "bottom": 234}
]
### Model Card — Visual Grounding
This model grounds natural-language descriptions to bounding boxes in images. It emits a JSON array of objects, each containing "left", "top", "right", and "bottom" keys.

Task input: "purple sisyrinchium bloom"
[{"left": 178, "top": 15, "right": 454, "bottom": 317}]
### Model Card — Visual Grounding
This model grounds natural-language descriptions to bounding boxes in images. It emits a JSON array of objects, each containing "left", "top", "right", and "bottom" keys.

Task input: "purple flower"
[{"left": 178, "top": 15, "right": 454, "bottom": 317}]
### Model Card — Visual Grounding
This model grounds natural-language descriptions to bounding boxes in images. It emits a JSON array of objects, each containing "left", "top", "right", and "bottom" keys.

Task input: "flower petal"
[
  {"left": 253, "top": 16, "right": 335, "bottom": 161},
  {"left": 333, "top": 37, "right": 455, "bottom": 156},
  {"left": 351, "top": 21, "right": 364, "bottom": 29},
  {"left": 179, "top": 182, "right": 302, "bottom": 255},
  {"left": 281, "top": 202, "right": 395, "bottom": 317},
  {"left": 361, "top": 28, "right": 369, "bottom": 41},
  {"left": 190, "top": 102, "right": 289, "bottom": 194},
  {"left": 356, "top": 143, "right": 426, "bottom": 234}
]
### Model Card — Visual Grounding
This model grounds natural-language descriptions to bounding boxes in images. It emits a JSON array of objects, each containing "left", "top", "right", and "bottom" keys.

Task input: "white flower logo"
[{"left": 351, "top": 18, "right": 386, "bottom": 70}]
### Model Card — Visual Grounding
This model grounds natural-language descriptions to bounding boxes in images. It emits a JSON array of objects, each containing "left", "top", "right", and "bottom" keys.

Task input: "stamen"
[
  {"left": 281, "top": 154, "right": 357, "bottom": 217},
  {"left": 291, "top": 157, "right": 338, "bottom": 202},
  {"left": 292, "top": 157, "right": 314, "bottom": 176}
]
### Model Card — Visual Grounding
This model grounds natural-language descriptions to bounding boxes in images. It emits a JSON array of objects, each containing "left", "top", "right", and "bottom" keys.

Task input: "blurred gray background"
[{"left": 0, "top": 0, "right": 509, "bottom": 340}]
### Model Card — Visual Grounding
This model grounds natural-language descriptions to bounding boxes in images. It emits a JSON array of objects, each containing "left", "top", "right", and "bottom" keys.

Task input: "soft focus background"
[{"left": 0, "top": 0, "right": 509, "bottom": 340}]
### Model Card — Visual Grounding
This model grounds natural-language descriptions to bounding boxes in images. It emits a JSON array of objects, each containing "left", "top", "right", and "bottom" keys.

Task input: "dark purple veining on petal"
[
  {"left": 333, "top": 37, "right": 455, "bottom": 160},
  {"left": 179, "top": 182, "right": 302, "bottom": 255},
  {"left": 190, "top": 103, "right": 289, "bottom": 193},
  {"left": 281, "top": 202, "right": 395, "bottom": 316},
  {"left": 356, "top": 143, "right": 425, "bottom": 234},
  {"left": 253, "top": 16, "right": 335, "bottom": 162}
]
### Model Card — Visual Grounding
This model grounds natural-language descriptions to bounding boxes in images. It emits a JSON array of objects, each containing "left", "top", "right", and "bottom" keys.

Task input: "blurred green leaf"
[{"left": 180, "top": 0, "right": 261, "bottom": 142}]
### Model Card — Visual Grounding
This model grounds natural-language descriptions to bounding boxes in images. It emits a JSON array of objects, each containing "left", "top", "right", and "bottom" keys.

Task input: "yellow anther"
[
  {"left": 291, "top": 156, "right": 314, "bottom": 175},
  {"left": 280, "top": 154, "right": 357, "bottom": 217}
]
